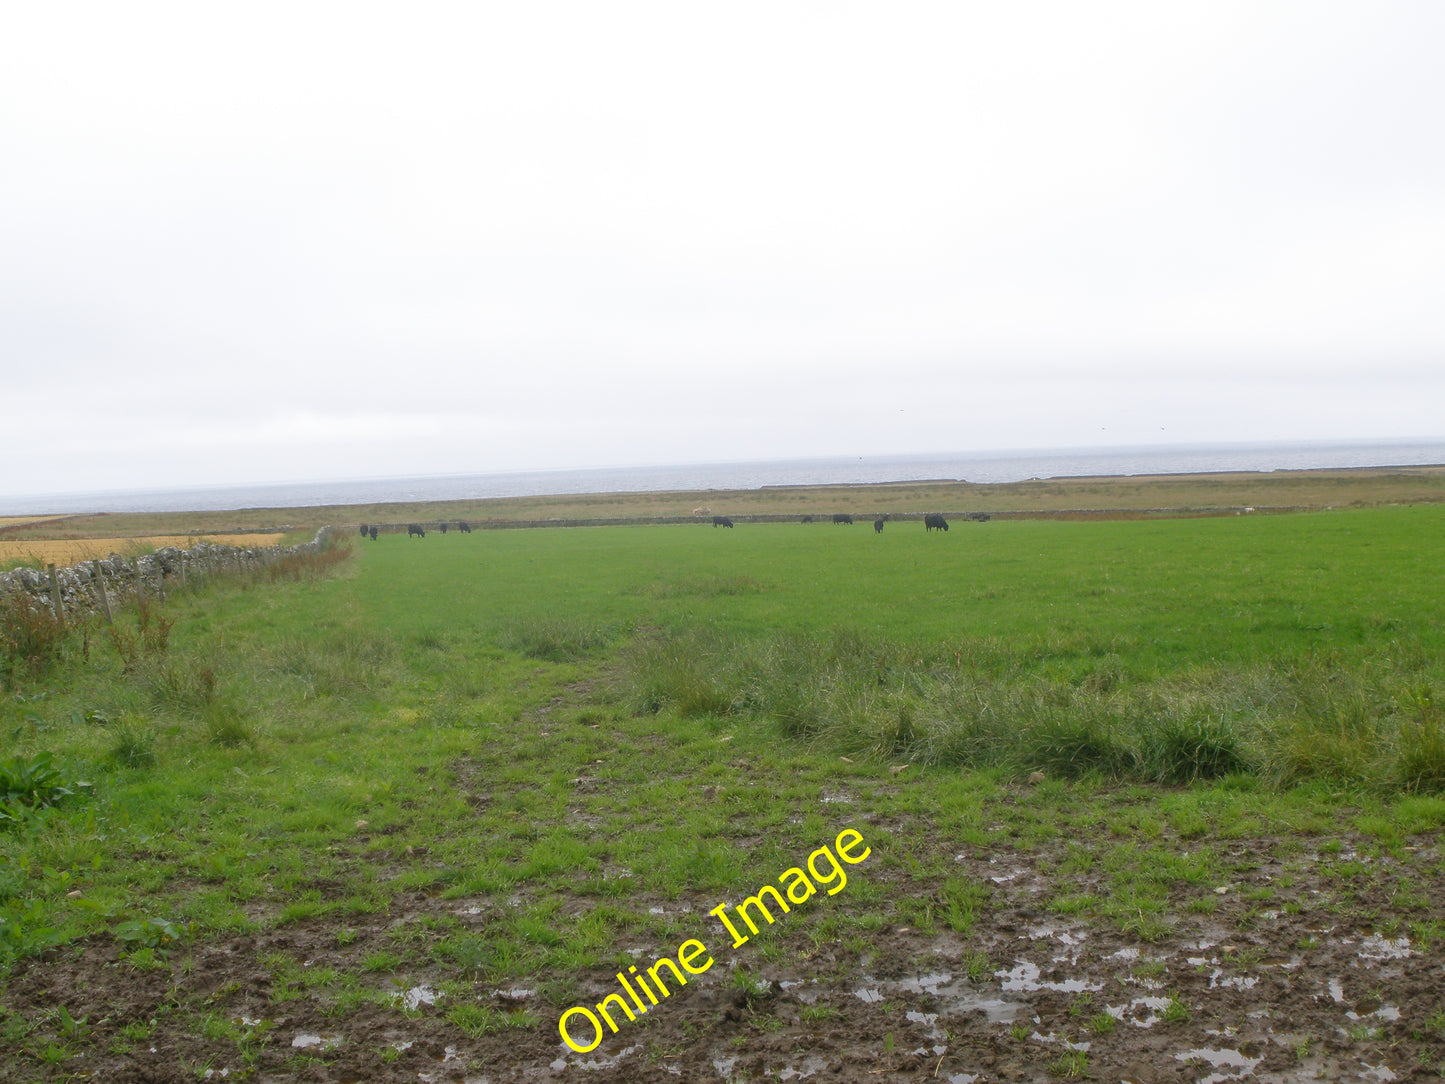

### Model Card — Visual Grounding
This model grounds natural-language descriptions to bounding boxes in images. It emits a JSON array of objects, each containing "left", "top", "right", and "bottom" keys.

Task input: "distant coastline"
[{"left": 4, "top": 438, "right": 1444, "bottom": 517}]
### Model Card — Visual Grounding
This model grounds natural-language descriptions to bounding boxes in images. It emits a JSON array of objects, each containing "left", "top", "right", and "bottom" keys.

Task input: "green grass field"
[
  {"left": 361, "top": 505, "right": 1442, "bottom": 659},
  {"left": 2, "top": 506, "right": 1444, "bottom": 1080},
  {"left": 362, "top": 509, "right": 1445, "bottom": 787}
]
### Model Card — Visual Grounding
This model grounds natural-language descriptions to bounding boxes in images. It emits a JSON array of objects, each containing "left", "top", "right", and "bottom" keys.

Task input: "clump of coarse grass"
[
  {"left": 433, "top": 931, "right": 496, "bottom": 979},
  {"left": 1016, "top": 712, "right": 1137, "bottom": 780},
  {"left": 625, "top": 622, "right": 1445, "bottom": 791},
  {"left": 148, "top": 658, "right": 219, "bottom": 713},
  {"left": 108, "top": 715, "right": 157, "bottom": 769},
  {"left": 447, "top": 1002, "right": 536, "bottom": 1035},
  {"left": 626, "top": 629, "right": 735, "bottom": 717},
  {"left": 641, "top": 574, "right": 765, "bottom": 599},
  {"left": 204, "top": 702, "right": 257, "bottom": 748},
  {"left": 273, "top": 627, "right": 398, "bottom": 697},
  {"left": 1080, "top": 653, "right": 1131, "bottom": 694},
  {"left": 1263, "top": 716, "right": 1376, "bottom": 787},
  {"left": 1141, "top": 715, "right": 1252, "bottom": 784},
  {"left": 503, "top": 618, "right": 614, "bottom": 662},
  {"left": 1396, "top": 718, "right": 1445, "bottom": 792},
  {"left": 730, "top": 630, "right": 937, "bottom": 747},
  {"left": 736, "top": 634, "right": 848, "bottom": 740}
]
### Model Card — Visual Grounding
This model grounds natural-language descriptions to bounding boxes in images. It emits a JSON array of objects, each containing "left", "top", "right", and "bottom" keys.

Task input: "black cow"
[
  {"left": 832, "top": 514, "right": 853, "bottom": 525},
  {"left": 439, "top": 522, "right": 448, "bottom": 534},
  {"left": 369, "top": 526, "right": 379, "bottom": 541},
  {"left": 407, "top": 523, "right": 426, "bottom": 538},
  {"left": 924, "top": 513, "right": 949, "bottom": 532},
  {"left": 712, "top": 516, "right": 734, "bottom": 528},
  {"left": 458, "top": 521, "right": 472, "bottom": 533},
  {"left": 359, "top": 524, "right": 368, "bottom": 537},
  {"left": 801, "top": 515, "right": 813, "bottom": 524},
  {"left": 874, "top": 517, "right": 885, "bottom": 534}
]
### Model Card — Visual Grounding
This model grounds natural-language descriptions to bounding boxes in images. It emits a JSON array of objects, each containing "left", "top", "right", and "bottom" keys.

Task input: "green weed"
[
  {"left": 0, "top": 752, "right": 91, "bottom": 819},
  {"left": 1049, "top": 1049, "right": 1088, "bottom": 1076},
  {"left": 447, "top": 1003, "right": 537, "bottom": 1035},
  {"left": 800, "top": 1005, "right": 840, "bottom": 1023},
  {"left": 114, "top": 916, "right": 187, "bottom": 951},
  {"left": 730, "top": 969, "right": 771, "bottom": 1010},
  {"left": 0, "top": 591, "right": 67, "bottom": 687}
]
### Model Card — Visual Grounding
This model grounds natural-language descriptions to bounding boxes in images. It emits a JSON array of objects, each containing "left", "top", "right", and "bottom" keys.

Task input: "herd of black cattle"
[
  {"left": 357, "top": 521, "right": 474, "bottom": 539},
  {"left": 360, "top": 513, "right": 987, "bottom": 538}
]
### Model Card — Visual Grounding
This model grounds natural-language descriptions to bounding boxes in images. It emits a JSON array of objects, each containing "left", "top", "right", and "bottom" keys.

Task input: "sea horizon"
[{"left": 4, "top": 437, "right": 1444, "bottom": 517}]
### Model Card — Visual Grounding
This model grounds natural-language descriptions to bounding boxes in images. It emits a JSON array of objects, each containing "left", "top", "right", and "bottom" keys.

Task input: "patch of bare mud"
[{"left": 5, "top": 728, "right": 1443, "bottom": 1084}]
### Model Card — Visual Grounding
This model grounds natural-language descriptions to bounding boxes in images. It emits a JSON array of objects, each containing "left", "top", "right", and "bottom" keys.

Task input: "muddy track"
[{"left": 4, "top": 824, "right": 1442, "bottom": 1083}]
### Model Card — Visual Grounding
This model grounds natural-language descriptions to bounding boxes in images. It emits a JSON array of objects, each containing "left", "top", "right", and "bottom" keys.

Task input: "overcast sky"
[{"left": 2, "top": 1, "right": 1442, "bottom": 498}]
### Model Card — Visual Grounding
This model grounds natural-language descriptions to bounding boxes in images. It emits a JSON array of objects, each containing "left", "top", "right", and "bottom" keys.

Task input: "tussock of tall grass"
[
  {"left": 148, "top": 658, "right": 220, "bottom": 713},
  {"left": 271, "top": 627, "right": 399, "bottom": 697},
  {"left": 626, "top": 629, "right": 736, "bottom": 717},
  {"left": 502, "top": 618, "right": 615, "bottom": 663},
  {"left": 108, "top": 714, "right": 158, "bottom": 769},
  {"left": 625, "top": 628, "right": 1445, "bottom": 791},
  {"left": 634, "top": 574, "right": 766, "bottom": 599},
  {"left": 143, "top": 657, "right": 258, "bottom": 746}
]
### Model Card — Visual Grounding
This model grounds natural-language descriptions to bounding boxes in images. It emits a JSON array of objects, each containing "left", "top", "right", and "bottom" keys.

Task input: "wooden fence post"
[
  {"left": 91, "top": 561, "right": 113, "bottom": 624},
  {"left": 46, "top": 564, "right": 65, "bottom": 626}
]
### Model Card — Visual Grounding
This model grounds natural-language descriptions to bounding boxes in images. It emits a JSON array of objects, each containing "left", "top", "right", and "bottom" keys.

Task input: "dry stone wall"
[{"left": 0, "top": 527, "right": 334, "bottom": 619}]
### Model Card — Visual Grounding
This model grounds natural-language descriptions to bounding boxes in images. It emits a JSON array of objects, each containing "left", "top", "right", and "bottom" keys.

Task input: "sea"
[{"left": 5, "top": 439, "right": 1444, "bottom": 516}]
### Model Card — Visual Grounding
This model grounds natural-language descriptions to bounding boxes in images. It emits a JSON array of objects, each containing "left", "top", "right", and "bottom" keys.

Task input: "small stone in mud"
[
  {"left": 354, "top": 819, "right": 369, "bottom": 829},
  {"left": 1027, "top": 771, "right": 1045, "bottom": 785}
]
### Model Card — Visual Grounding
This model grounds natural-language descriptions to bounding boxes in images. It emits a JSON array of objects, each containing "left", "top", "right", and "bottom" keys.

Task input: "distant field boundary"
[
  {"left": 0, "top": 514, "right": 85, "bottom": 536},
  {"left": 356, "top": 504, "right": 1310, "bottom": 532}
]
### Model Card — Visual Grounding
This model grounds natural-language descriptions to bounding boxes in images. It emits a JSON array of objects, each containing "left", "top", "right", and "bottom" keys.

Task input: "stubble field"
[{"left": 2, "top": 498, "right": 1444, "bottom": 1082}]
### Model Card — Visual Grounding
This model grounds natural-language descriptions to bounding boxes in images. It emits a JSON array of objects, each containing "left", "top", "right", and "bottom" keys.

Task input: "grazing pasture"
[{"left": 1, "top": 505, "right": 1444, "bottom": 1081}]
